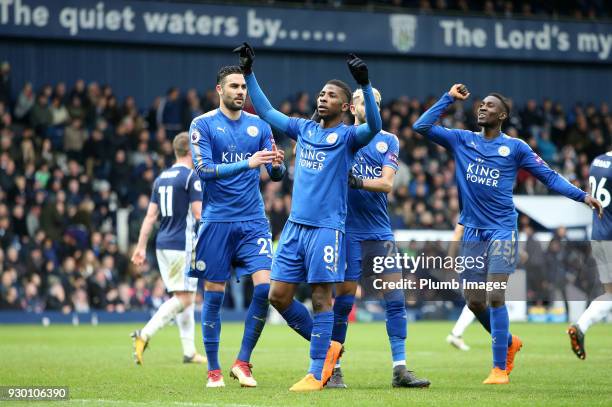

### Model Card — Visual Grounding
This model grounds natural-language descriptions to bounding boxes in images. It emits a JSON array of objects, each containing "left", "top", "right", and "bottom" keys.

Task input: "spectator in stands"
[
  {"left": 183, "top": 88, "right": 203, "bottom": 129},
  {"left": 23, "top": 281, "right": 44, "bottom": 313},
  {"left": 0, "top": 286, "right": 21, "bottom": 310},
  {"left": 157, "top": 87, "right": 182, "bottom": 138},
  {"left": 63, "top": 118, "right": 88, "bottom": 159},
  {"left": 46, "top": 282, "right": 71, "bottom": 313},
  {"left": 14, "top": 82, "right": 34, "bottom": 122},
  {"left": 72, "top": 288, "right": 90, "bottom": 313},
  {"left": 29, "top": 93, "right": 52, "bottom": 136},
  {"left": 67, "top": 95, "right": 86, "bottom": 122},
  {"left": 0, "top": 62, "right": 10, "bottom": 105}
]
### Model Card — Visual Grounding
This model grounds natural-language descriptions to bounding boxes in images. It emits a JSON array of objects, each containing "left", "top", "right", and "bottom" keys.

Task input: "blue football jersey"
[
  {"left": 347, "top": 130, "right": 399, "bottom": 235},
  {"left": 286, "top": 118, "right": 359, "bottom": 232},
  {"left": 590, "top": 152, "right": 612, "bottom": 240},
  {"left": 414, "top": 93, "right": 587, "bottom": 230},
  {"left": 151, "top": 164, "right": 202, "bottom": 251},
  {"left": 190, "top": 109, "right": 275, "bottom": 222}
]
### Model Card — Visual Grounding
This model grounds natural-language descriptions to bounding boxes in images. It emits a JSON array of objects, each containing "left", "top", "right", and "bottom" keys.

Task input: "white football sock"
[
  {"left": 576, "top": 294, "right": 612, "bottom": 333},
  {"left": 451, "top": 305, "right": 476, "bottom": 337},
  {"left": 392, "top": 360, "right": 406, "bottom": 368},
  {"left": 176, "top": 303, "right": 196, "bottom": 357},
  {"left": 141, "top": 296, "right": 184, "bottom": 341}
]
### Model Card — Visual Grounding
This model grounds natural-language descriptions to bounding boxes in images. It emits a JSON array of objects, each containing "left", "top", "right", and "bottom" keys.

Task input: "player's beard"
[{"left": 223, "top": 95, "right": 244, "bottom": 111}]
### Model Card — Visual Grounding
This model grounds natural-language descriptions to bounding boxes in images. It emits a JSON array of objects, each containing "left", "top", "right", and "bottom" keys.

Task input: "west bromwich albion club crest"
[{"left": 389, "top": 14, "right": 417, "bottom": 53}]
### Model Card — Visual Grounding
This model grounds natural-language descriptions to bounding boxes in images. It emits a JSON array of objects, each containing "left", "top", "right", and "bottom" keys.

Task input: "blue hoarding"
[{"left": 0, "top": 0, "right": 610, "bottom": 63}]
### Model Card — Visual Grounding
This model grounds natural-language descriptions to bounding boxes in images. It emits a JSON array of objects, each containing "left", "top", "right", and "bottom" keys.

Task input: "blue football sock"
[
  {"left": 384, "top": 291, "right": 407, "bottom": 363},
  {"left": 473, "top": 305, "right": 513, "bottom": 346},
  {"left": 490, "top": 305, "right": 510, "bottom": 370},
  {"left": 202, "top": 290, "right": 224, "bottom": 371},
  {"left": 237, "top": 283, "right": 269, "bottom": 362},
  {"left": 331, "top": 295, "right": 355, "bottom": 344},
  {"left": 308, "top": 311, "right": 333, "bottom": 380},
  {"left": 279, "top": 299, "right": 313, "bottom": 341}
]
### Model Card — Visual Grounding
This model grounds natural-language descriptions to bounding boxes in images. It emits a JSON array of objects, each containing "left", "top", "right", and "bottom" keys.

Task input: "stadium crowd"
[
  {"left": 0, "top": 61, "right": 610, "bottom": 312},
  {"left": 249, "top": 0, "right": 610, "bottom": 19}
]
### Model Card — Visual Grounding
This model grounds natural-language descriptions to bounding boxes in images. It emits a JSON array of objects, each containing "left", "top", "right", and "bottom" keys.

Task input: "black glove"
[
  {"left": 232, "top": 42, "right": 255, "bottom": 75},
  {"left": 348, "top": 171, "right": 363, "bottom": 189},
  {"left": 346, "top": 53, "right": 369, "bottom": 86}
]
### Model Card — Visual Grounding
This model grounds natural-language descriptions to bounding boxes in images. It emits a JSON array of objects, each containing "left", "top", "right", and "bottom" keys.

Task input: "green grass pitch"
[{"left": 1, "top": 321, "right": 611, "bottom": 406}]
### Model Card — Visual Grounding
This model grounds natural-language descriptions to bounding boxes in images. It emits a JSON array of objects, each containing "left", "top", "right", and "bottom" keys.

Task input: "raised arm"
[
  {"left": 244, "top": 73, "right": 291, "bottom": 135},
  {"left": 354, "top": 84, "right": 383, "bottom": 147},
  {"left": 517, "top": 141, "right": 602, "bottom": 216},
  {"left": 234, "top": 43, "right": 292, "bottom": 137},
  {"left": 413, "top": 84, "right": 469, "bottom": 150},
  {"left": 345, "top": 54, "right": 382, "bottom": 147},
  {"left": 190, "top": 120, "right": 275, "bottom": 180}
]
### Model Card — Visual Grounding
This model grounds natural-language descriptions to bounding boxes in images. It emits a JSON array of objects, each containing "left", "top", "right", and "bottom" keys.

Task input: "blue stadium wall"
[{"left": 2, "top": 37, "right": 610, "bottom": 109}]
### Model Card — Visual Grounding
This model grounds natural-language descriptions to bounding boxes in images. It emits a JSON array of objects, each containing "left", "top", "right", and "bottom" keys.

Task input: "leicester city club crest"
[
  {"left": 247, "top": 126, "right": 259, "bottom": 137},
  {"left": 498, "top": 145, "right": 510, "bottom": 157},
  {"left": 376, "top": 141, "right": 388, "bottom": 153},
  {"left": 326, "top": 133, "right": 338, "bottom": 144}
]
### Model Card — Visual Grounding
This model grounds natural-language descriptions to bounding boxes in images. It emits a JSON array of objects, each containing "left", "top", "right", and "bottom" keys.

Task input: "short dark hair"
[
  {"left": 217, "top": 65, "right": 243, "bottom": 85},
  {"left": 488, "top": 92, "right": 511, "bottom": 118},
  {"left": 325, "top": 79, "right": 352, "bottom": 104}
]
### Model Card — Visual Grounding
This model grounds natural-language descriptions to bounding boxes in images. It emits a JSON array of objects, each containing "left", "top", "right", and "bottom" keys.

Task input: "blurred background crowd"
[
  {"left": 0, "top": 55, "right": 609, "bottom": 312},
  {"left": 187, "top": 0, "right": 612, "bottom": 20}
]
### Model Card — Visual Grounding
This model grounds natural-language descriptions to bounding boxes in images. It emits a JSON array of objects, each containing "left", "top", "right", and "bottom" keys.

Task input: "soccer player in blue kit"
[
  {"left": 325, "top": 87, "right": 430, "bottom": 389},
  {"left": 189, "top": 66, "right": 286, "bottom": 388},
  {"left": 234, "top": 42, "right": 382, "bottom": 391},
  {"left": 131, "top": 133, "right": 206, "bottom": 366},
  {"left": 413, "top": 84, "right": 603, "bottom": 384},
  {"left": 568, "top": 151, "right": 612, "bottom": 360}
]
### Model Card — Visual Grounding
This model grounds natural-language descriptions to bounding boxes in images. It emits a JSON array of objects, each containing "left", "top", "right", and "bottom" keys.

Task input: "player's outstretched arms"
[
  {"left": 518, "top": 143, "right": 604, "bottom": 218},
  {"left": 233, "top": 43, "right": 291, "bottom": 136},
  {"left": 347, "top": 54, "right": 382, "bottom": 146},
  {"left": 412, "top": 84, "right": 469, "bottom": 149},
  {"left": 585, "top": 196, "right": 604, "bottom": 218}
]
